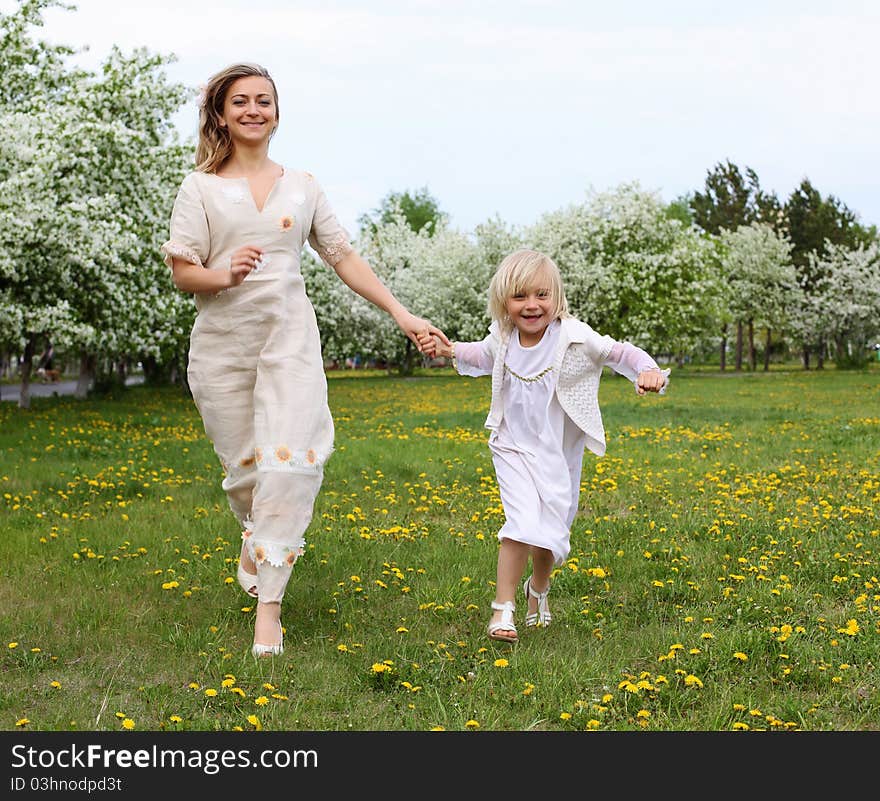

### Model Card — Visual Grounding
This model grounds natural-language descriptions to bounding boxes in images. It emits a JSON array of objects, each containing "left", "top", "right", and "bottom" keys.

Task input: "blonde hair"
[
  {"left": 487, "top": 249, "right": 569, "bottom": 331},
  {"left": 195, "top": 63, "right": 279, "bottom": 173}
]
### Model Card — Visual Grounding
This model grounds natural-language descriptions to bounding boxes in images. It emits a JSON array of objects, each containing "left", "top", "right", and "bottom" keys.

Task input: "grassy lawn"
[{"left": 1, "top": 365, "right": 878, "bottom": 731}]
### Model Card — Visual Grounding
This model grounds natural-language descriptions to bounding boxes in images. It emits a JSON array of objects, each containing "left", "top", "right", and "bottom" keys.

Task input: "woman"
[{"left": 161, "top": 62, "right": 446, "bottom": 656}]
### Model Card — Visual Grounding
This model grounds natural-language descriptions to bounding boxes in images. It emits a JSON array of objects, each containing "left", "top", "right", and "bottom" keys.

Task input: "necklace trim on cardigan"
[{"left": 503, "top": 363, "right": 554, "bottom": 383}]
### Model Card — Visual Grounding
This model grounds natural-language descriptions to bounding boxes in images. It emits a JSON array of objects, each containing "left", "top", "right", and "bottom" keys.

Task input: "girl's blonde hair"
[
  {"left": 195, "top": 63, "right": 279, "bottom": 173},
  {"left": 487, "top": 249, "right": 569, "bottom": 330}
]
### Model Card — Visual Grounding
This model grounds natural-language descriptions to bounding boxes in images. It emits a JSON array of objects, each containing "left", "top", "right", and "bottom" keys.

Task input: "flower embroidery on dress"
[
  {"left": 255, "top": 445, "right": 331, "bottom": 473},
  {"left": 248, "top": 539, "right": 306, "bottom": 568},
  {"left": 279, "top": 215, "right": 295, "bottom": 232}
]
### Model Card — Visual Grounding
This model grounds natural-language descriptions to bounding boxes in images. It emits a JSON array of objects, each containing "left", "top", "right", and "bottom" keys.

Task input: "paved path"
[{"left": 1, "top": 377, "right": 143, "bottom": 403}]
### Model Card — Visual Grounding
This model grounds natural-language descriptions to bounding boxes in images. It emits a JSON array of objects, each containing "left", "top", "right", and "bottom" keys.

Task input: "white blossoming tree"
[
  {"left": 792, "top": 242, "right": 880, "bottom": 368},
  {"left": 718, "top": 223, "right": 800, "bottom": 371},
  {"left": 304, "top": 212, "right": 498, "bottom": 373},
  {"left": 0, "top": 0, "right": 194, "bottom": 407},
  {"left": 528, "top": 183, "right": 720, "bottom": 364}
]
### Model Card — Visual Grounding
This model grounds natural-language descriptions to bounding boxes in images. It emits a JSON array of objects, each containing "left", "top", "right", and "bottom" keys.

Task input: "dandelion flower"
[
  {"left": 121, "top": 719, "right": 135, "bottom": 730},
  {"left": 255, "top": 696, "right": 269, "bottom": 706}
]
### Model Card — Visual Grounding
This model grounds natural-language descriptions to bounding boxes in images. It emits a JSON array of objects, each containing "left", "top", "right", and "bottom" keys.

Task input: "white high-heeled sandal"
[
  {"left": 252, "top": 621, "right": 284, "bottom": 658},
  {"left": 237, "top": 537, "right": 258, "bottom": 598},
  {"left": 487, "top": 600, "right": 518, "bottom": 643},
  {"left": 523, "top": 576, "right": 552, "bottom": 628}
]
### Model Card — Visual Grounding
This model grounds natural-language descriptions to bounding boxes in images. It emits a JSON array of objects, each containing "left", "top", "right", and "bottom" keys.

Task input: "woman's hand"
[{"left": 229, "top": 245, "right": 264, "bottom": 287}]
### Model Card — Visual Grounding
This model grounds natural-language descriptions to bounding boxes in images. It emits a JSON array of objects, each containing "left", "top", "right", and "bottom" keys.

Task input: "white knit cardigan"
[{"left": 476, "top": 318, "right": 617, "bottom": 457}]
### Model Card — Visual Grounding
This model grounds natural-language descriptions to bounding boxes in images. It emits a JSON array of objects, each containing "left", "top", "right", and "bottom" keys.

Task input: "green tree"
[
  {"left": 358, "top": 187, "right": 447, "bottom": 238},
  {"left": 691, "top": 159, "right": 782, "bottom": 234}
]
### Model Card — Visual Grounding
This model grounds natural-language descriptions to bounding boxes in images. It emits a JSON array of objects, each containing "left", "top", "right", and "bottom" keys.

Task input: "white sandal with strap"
[
  {"left": 487, "top": 600, "right": 518, "bottom": 643},
  {"left": 523, "top": 576, "right": 552, "bottom": 628},
  {"left": 237, "top": 540, "right": 258, "bottom": 599},
  {"left": 252, "top": 621, "right": 284, "bottom": 658}
]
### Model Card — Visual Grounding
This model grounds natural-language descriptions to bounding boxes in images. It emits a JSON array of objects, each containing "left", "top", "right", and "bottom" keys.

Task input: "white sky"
[{"left": 11, "top": 0, "right": 880, "bottom": 236}]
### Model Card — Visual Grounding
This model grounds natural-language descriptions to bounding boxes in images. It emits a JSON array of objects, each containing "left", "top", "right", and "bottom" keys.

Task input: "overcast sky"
[{"left": 11, "top": 0, "right": 880, "bottom": 236}]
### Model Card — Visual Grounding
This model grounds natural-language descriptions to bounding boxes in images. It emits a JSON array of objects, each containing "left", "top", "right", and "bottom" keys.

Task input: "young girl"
[
  {"left": 161, "top": 63, "right": 445, "bottom": 657},
  {"left": 419, "top": 249, "right": 668, "bottom": 643}
]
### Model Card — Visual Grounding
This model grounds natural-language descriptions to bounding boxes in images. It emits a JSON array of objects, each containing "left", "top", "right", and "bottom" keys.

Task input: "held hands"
[
  {"left": 395, "top": 311, "right": 451, "bottom": 355},
  {"left": 229, "top": 245, "right": 265, "bottom": 287},
  {"left": 417, "top": 332, "right": 453, "bottom": 360},
  {"left": 636, "top": 368, "right": 667, "bottom": 395}
]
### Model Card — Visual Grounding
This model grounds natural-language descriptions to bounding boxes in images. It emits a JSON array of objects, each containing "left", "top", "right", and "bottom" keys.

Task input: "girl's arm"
[
  {"left": 331, "top": 250, "right": 449, "bottom": 351},
  {"left": 603, "top": 342, "right": 670, "bottom": 395}
]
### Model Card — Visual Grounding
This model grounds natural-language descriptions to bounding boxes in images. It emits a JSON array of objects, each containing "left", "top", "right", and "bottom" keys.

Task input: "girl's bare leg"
[{"left": 490, "top": 538, "right": 530, "bottom": 637}]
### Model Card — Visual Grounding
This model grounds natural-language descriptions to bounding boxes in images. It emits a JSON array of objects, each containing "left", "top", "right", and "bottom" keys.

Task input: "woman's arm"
[
  {"left": 332, "top": 250, "right": 449, "bottom": 350},
  {"left": 169, "top": 245, "right": 263, "bottom": 294}
]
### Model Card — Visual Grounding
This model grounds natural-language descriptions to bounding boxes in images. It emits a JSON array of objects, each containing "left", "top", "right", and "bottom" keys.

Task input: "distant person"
[
  {"left": 161, "top": 63, "right": 447, "bottom": 657},
  {"left": 36, "top": 341, "right": 59, "bottom": 382},
  {"left": 419, "top": 249, "right": 668, "bottom": 643}
]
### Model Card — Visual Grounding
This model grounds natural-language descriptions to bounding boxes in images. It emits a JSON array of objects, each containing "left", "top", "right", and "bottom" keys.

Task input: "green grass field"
[{"left": 1, "top": 366, "right": 878, "bottom": 731}]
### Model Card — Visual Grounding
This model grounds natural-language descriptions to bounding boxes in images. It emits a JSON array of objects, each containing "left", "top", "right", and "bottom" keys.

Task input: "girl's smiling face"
[{"left": 505, "top": 268, "right": 555, "bottom": 347}]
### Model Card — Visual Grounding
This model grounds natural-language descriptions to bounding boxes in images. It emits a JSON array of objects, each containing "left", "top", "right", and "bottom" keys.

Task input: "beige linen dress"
[{"left": 161, "top": 168, "right": 351, "bottom": 602}]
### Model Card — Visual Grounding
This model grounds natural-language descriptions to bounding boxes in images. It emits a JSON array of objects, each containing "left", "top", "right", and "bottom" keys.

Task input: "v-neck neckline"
[{"left": 214, "top": 168, "right": 285, "bottom": 214}]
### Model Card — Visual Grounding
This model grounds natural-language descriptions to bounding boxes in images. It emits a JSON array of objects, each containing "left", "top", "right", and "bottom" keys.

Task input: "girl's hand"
[
  {"left": 229, "top": 245, "right": 264, "bottom": 286},
  {"left": 636, "top": 368, "right": 666, "bottom": 395}
]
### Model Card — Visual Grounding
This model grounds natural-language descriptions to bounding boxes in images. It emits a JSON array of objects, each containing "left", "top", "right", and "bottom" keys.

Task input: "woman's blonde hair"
[
  {"left": 195, "top": 63, "right": 279, "bottom": 173},
  {"left": 487, "top": 249, "right": 569, "bottom": 330}
]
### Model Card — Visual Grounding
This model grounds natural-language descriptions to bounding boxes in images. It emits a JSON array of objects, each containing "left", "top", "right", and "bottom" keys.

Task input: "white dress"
[
  {"left": 160, "top": 168, "right": 351, "bottom": 603},
  {"left": 455, "top": 319, "right": 664, "bottom": 565}
]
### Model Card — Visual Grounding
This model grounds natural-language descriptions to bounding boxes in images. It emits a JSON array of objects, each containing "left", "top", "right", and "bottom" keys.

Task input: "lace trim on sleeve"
[
  {"left": 315, "top": 233, "right": 353, "bottom": 268},
  {"left": 160, "top": 241, "right": 203, "bottom": 270}
]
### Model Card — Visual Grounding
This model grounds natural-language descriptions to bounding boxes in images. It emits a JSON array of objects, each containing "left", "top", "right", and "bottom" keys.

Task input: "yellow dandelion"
[
  {"left": 247, "top": 714, "right": 262, "bottom": 730},
  {"left": 204, "top": 688, "right": 218, "bottom": 697},
  {"left": 733, "top": 652, "right": 748, "bottom": 662},
  {"left": 169, "top": 715, "right": 183, "bottom": 724},
  {"left": 560, "top": 712, "right": 572, "bottom": 720},
  {"left": 121, "top": 719, "right": 135, "bottom": 730},
  {"left": 465, "top": 720, "right": 480, "bottom": 729},
  {"left": 8, "top": 642, "right": 18, "bottom": 649},
  {"left": 493, "top": 658, "right": 509, "bottom": 668},
  {"left": 255, "top": 696, "right": 269, "bottom": 706},
  {"left": 15, "top": 718, "right": 30, "bottom": 727},
  {"left": 50, "top": 680, "right": 61, "bottom": 689}
]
